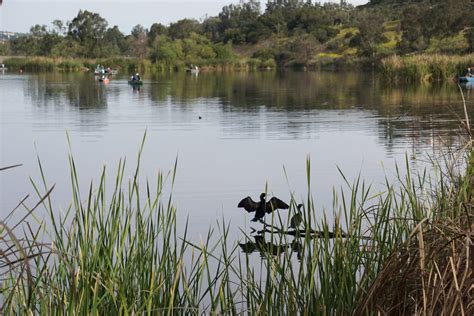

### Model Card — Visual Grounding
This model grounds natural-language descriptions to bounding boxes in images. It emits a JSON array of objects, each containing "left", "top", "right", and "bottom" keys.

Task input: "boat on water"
[
  {"left": 459, "top": 76, "right": 474, "bottom": 83},
  {"left": 186, "top": 65, "right": 199, "bottom": 75},
  {"left": 128, "top": 80, "right": 143, "bottom": 85},
  {"left": 94, "top": 65, "right": 117, "bottom": 76},
  {"left": 98, "top": 75, "right": 110, "bottom": 84}
]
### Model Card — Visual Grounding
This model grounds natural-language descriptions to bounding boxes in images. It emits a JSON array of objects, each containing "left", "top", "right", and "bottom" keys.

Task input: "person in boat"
[
  {"left": 131, "top": 73, "right": 141, "bottom": 82},
  {"left": 467, "top": 67, "right": 473, "bottom": 77}
]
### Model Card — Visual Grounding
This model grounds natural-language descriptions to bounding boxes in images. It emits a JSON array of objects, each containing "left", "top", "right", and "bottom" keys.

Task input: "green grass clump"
[
  {"left": 381, "top": 54, "right": 474, "bottom": 82},
  {"left": 4, "top": 57, "right": 55, "bottom": 71},
  {"left": 57, "top": 59, "right": 84, "bottom": 71},
  {"left": 1, "top": 136, "right": 472, "bottom": 314}
]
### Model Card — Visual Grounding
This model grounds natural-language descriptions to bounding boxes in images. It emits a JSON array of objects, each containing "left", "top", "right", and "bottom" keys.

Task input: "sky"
[{"left": 0, "top": 0, "right": 369, "bottom": 34}]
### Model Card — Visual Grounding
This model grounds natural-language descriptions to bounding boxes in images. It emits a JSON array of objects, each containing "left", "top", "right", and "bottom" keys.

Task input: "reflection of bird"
[
  {"left": 239, "top": 235, "right": 288, "bottom": 256},
  {"left": 238, "top": 193, "right": 289, "bottom": 222},
  {"left": 290, "top": 204, "right": 304, "bottom": 229},
  {"left": 290, "top": 239, "right": 303, "bottom": 260}
]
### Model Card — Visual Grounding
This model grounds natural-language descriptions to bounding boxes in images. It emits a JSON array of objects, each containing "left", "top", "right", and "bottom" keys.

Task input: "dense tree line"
[{"left": 3, "top": 0, "right": 473, "bottom": 67}]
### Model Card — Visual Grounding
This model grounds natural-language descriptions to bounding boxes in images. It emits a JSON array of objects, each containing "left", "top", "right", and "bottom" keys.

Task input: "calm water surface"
[{"left": 1, "top": 71, "right": 473, "bottom": 239}]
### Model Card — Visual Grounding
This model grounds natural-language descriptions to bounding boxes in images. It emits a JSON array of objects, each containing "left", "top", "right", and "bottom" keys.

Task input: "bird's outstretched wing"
[
  {"left": 265, "top": 197, "right": 289, "bottom": 213},
  {"left": 238, "top": 196, "right": 258, "bottom": 213}
]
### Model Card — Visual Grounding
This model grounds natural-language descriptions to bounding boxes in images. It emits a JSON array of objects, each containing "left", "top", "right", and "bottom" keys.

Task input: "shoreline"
[{"left": 2, "top": 54, "right": 474, "bottom": 82}]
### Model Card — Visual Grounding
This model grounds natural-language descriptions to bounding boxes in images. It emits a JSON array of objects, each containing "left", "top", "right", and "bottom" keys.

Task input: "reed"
[
  {"left": 1, "top": 137, "right": 472, "bottom": 314},
  {"left": 3, "top": 57, "right": 153, "bottom": 73},
  {"left": 380, "top": 54, "right": 474, "bottom": 82},
  {"left": 2, "top": 56, "right": 273, "bottom": 74}
]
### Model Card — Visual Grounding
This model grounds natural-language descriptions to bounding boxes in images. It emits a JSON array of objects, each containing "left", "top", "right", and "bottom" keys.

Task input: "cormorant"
[
  {"left": 290, "top": 204, "right": 304, "bottom": 229},
  {"left": 238, "top": 193, "right": 289, "bottom": 222}
]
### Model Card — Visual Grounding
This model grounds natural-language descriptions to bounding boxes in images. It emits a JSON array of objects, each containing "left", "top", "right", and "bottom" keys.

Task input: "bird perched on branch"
[
  {"left": 290, "top": 204, "right": 304, "bottom": 229},
  {"left": 238, "top": 193, "right": 289, "bottom": 222}
]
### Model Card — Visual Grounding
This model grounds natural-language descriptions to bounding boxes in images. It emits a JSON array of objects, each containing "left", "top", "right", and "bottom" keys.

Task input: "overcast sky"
[{"left": 0, "top": 0, "right": 370, "bottom": 33}]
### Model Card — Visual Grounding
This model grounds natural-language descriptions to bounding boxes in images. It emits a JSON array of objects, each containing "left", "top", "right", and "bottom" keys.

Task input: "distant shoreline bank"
[{"left": 2, "top": 54, "right": 474, "bottom": 83}]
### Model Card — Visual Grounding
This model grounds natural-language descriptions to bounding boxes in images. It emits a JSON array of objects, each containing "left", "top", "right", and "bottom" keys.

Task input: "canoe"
[
  {"left": 459, "top": 76, "right": 474, "bottom": 83},
  {"left": 128, "top": 80, "right": 143, "bottom": 85}
]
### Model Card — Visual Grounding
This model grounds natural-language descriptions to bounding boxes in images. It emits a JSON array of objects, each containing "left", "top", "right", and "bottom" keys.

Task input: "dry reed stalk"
[{"left": 354, "top": 213, "right": 473, "bottom": 315}]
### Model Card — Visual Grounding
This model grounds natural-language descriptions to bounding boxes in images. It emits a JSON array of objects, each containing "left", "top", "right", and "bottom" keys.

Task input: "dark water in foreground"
[{"left": 1, "top": 71, "right": 473, "bottom": 239}]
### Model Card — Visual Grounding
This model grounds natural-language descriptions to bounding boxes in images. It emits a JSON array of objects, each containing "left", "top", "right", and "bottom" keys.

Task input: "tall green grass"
[
  {"left": 1, "top": 139, "right": 472, "bottom": 314},
  {"left": 2, "top": 56, "right": 275, "bottom": 73},
  {"left": 381, "top": 54, "right": 474, "bottom": 82},
  {"left": 3, "top": 57, "right": 153, "bottom": 73}
]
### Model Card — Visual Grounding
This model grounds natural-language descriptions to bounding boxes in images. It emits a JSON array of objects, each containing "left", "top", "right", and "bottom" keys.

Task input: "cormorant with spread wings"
[{"left": 238, "top": 193, "right": 289, "bottom": 222}]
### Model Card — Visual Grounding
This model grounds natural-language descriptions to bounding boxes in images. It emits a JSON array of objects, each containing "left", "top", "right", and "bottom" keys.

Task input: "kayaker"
[
  {"left": 131, "top": 73, "right": 141, "bottom": 82},
  {"left": 467, "top": 67, "right": 473, "bottom": 77}
]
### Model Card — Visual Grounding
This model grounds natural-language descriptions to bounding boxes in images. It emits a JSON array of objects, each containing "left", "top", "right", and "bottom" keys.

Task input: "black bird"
[
  {"left": 238, "top": 193, "right": 289, "bottom": 222},
  {"left": 290, "top": 204, "right": 304, "bottom": 229}
]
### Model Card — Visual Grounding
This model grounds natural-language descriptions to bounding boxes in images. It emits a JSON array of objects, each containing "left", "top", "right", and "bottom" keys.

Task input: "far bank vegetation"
[{"left": 0, "top": 0, "right": 473, "bottom": 78}]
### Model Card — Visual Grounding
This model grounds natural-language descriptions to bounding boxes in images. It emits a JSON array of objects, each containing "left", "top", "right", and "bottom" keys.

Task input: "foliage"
[
  {"left": 0, "top": 41, "right": 11, "bottom": 55},
  {"left": 1, "top": 141, "right": 472, "bottom": 314},
  {"left": 68, "top": 10, "right": 109, "bottom": 58},
  {"left": 426, "top": 32, "right": 470, "bottom": 55},
  {"left": 398, "top": 0, "right": 472, "bottom": 54},
  {"left": 168, "top": 19, "right": 202, "bottom": 40},
  {"left": 4, "top": 0, "right": 474, "bottom": 70},
  {"left": 380, "top": 53, "right": 474, "bottom": 82}
]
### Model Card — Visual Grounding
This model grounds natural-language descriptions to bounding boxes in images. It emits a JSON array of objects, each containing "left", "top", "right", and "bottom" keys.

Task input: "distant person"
[
  {"left": 131, "top": 73, "right": 140, "bottom": 81},
  {"left": 467, "top": 67, "right": 473, "bottom": 77}
]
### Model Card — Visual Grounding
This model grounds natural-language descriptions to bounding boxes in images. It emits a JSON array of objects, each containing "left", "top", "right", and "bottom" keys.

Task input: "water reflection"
[
  {"left": 24, "top": 73, "right": 111, "bottom": 109},
  {"left": 239, "top": 234, "right": 302, "bottom": 259},
  {"left": 13, "top": 70, "right": 472, "bottom": 160},
  {"left": 149, "top": 71, "right": 471, "bottom": 157},
  {"left": 2, "top": 70, "right": 473, "bottom": 243}
]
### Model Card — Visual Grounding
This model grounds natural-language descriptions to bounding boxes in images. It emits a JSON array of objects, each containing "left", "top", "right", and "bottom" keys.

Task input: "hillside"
[{"left": 0, "top": 0, "right": 472, "bottom": 69}]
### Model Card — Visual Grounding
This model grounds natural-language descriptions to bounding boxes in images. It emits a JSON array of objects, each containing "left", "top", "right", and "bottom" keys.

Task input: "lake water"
[{"left": 1, "top": 70, "right": 473, "bottom": 240}]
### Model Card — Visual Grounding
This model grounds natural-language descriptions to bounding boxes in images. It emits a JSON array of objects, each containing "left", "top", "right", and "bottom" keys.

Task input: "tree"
[
  {"left": 218, "top": 0, "right": 262, "bottom": 43},
  {"left": 130, "top": 24, "right": 148, "bottom": 58},
  {"left": 168, "top": 19, "right": 202, "bottom": 40},
  {"left": 202, "top": 17, "right": 221, "bottom": 42},
  {"left": 422, "top": 0, "right": 471, "bottom": 38},
  {"left": 353, "top": 10, "right": 386, "bottom": 58},
  {"left": 105, "top": 26, "right": 128, "bottom": 56},
  {"left": 149, "top": 35, "right": 183, "bottom": 64},
  {"left": 51, "top": 20, "right": 67, "bottom": 36},
  {"left": 398, "top": 4, "right": 429, "bottom": 53},
  {"left": 0, "top": 41, "right": 10, "bottom": 55},
  {"left": 68, "top": 10, "right": 108, "bottom": 57},
  {"left": 148, "top": 23, "right": 167, "bottom": 45}
]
